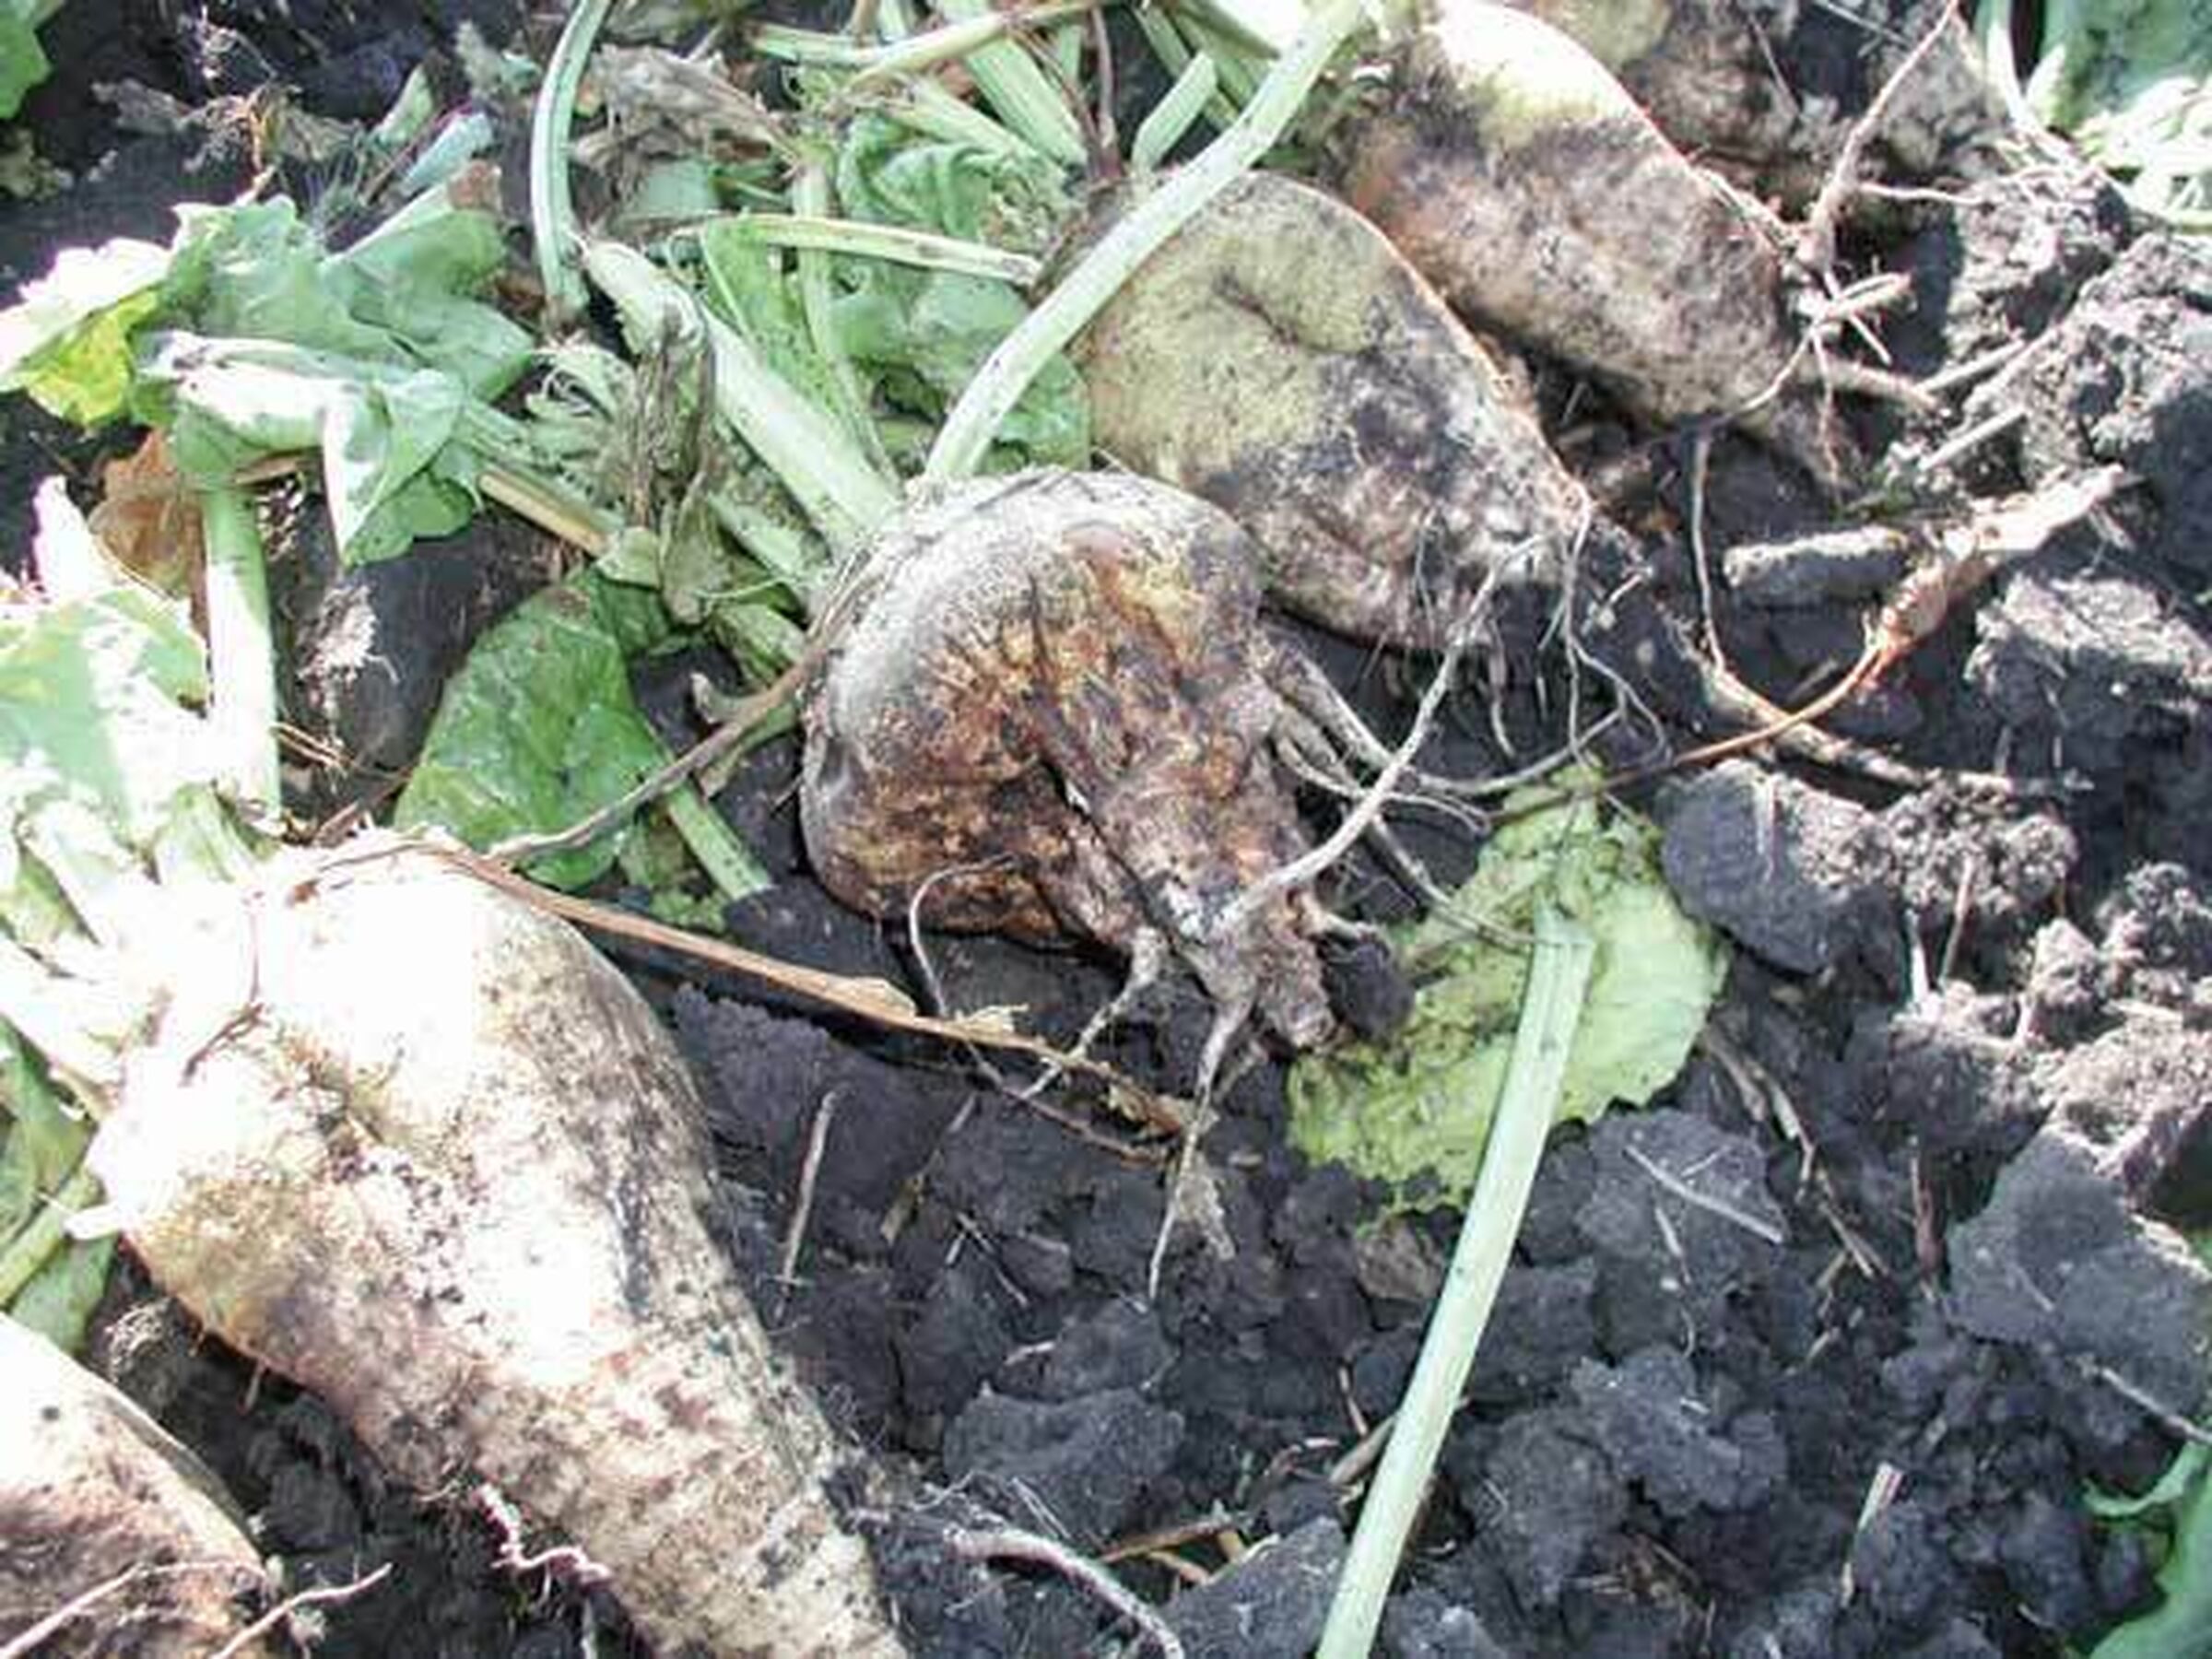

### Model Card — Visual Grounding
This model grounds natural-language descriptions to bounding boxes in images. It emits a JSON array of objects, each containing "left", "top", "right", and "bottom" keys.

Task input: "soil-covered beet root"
[
  {"left": 1509, "top": 0, "right": 1801, "bottom": 182},
  {"left": 1077, "top": 171, "right": 1583, "bottom": 647},
  {"left": 1511, "top": 1, "right": 2006, "bottom": 204},
  {"left": 86, "top": 836, "right": 900, "bottom": 1657},
  {"left": 4, "top": 1315, "right": 276, "bottom": 1654},
  {"left": 1340, "top": 0, "right": 1846, "bottom": 489},
  {"left": 800, "top": 470, "right": 1335, "bottom": 1065}
]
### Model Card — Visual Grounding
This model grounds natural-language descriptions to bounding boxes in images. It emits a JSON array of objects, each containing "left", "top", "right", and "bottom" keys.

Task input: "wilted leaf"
[
  {"left": 1288, "top": 775, "right": 1727, "bottom": 1206},
  {"left": 835, "top": 264, "right": 1088, "bottom": 469},
  {"left": 146, "top": 335, "right": 477, "bottom": 564},
  {"left": 166, "top": 195, "right": 529, "bottom": 402},
  {"left": 0, "top": 239, "right": 171, "bottom": 424},
  {"left": 0, "top": 579, "right": 210, "bottom": 847},
  {"left": 835, "top": 113, "right": 1071, "bottom": 253},
  {"left": 88, "top": 433, "right": 204, "bottom": 599}
]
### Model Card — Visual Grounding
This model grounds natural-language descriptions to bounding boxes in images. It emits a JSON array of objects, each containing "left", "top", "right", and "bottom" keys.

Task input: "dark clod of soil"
[
  {"left": 1164, "top": 1515, "right": 1347, "bottom": 1656},
  {"left": 1659, "top": 763, "right": 1885, "bottom": 975},
  {"left": 943, "top": 1385, "right": 1186, "bottom": 1546},
  {"left": 1948, "top": 1124, "right": 2212, "bottom": 1419},
  {"left": 2018, "top": 233, "right": 2212, "bottom": 580}
]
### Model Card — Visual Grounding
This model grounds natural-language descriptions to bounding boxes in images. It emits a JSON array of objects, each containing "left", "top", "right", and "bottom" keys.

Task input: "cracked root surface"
[{"left": 801, "top": 469, "right": 1335, "bottom": 1052}]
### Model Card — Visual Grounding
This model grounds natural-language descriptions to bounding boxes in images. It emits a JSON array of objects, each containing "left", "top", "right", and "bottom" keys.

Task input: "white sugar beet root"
[
  {"left": 87, "top": 835, "right": 901, "bottom": 1657},
  {"left": 1341, "top": 0, "right": 1852, "bottom": 490},
  {"left": 3, "top": 1314, "right": 276, "bottom": 1654}
]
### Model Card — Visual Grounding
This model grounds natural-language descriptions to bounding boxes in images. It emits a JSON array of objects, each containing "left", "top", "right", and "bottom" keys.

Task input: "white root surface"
[
  {"left": 1344, "top": 0, "right": 1849, "bottom": 490},
  {"left": 2, "top": 1314, "right": 275, "bottom": 1655},
  {"left": 88, "top": 835, "right": 902, "bottom": 1657}
]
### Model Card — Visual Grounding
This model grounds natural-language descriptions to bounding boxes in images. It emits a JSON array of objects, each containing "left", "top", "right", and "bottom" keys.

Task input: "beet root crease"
[{"left": 802, "top": 471, "right": 1344, "bottom": 1076}]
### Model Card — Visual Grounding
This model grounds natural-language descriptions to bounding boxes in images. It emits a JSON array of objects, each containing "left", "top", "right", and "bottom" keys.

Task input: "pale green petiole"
[
  {"left": 0, "top": 1162, "right": 101, "bottom": 1305},
  {"left": 1132, "top": 8, "right": 1242, "bottom": 132},
  {"left": 662, "top": 783, "right": 772, "bottom": 905},
  {"left": 752, "top": 3, "right": 1092, "bottom": 79},
  {"left": 694, "top": 214, "right": 1044, "bottom": 288},
  {"left": 1315, "top": 906, "right": 1596, "bottom": 1659},
  {"left": 791, "top": 165, "right": 896, "bottom": 470},
  {"left": 197, "top": 487, "right": 280, "bottom": 826},
  {"left": 873, "top": 79, "right": 1043, "bottom": 157},
  {"left": 922, "top": 0, "right": 1088, "bottom": 163},
  {"left": 582, "top": 239, "right": 901, "bottom": 555},
  {"left": 528, "top": 0, "right": 616, "bottom": 322},
  {"left": 1134, "top": 52, "right": 1222, "bottom": 172}
]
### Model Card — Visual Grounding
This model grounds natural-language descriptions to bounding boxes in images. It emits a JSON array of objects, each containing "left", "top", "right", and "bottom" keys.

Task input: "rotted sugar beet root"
[{"left": 801, "top": 469, "right": 1355, "bottom": 1087}]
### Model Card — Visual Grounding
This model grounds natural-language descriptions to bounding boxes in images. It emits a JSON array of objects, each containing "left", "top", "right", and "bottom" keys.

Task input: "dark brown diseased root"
[
  {"left": 801, "top": 470, "right": 1335, "bottom": 1066},
  {"left": 1340, "top": 0, "right": 1851, "bottom": 493},
  {"left": 1078, "top": 172, "right": 1584, "bottom": 648}
]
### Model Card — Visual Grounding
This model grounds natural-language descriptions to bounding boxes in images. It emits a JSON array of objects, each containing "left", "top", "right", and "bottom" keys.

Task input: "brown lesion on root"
[{"left": 800, "top": 473, "right": 1342, "bottom": 1069}]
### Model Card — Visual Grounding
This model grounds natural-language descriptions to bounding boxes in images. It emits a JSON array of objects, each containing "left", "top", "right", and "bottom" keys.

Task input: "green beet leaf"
[
  {"left": 144, "top": 335, "right": 478, "bottom": 564},
  {"left": 162, "top": 194, "right": 529, "bottom": 402},
  {"left": 835, "top": 112, "right": 1072, "bottom": 253},
  {"left": 827, "top": 116, "right": 1089, "bottom": 470},
  {"left": 0, "top": 11, "right": 49, "bottom": 122},
  {"left": 0, "top": 238, "right": 171, "bottom": 424},
  {"left": 0, "top": 190, "right": 530, "bottom": 562},
  {"left": 2090, "top": 1441, "right": 2212, "bottom": 1656},
  {"left": 0, "top": 1024, "right": 111, "bottom": 1358},
  {"left": 835, "top": 264, "right": 1088, "bottom": 469},
  {"left": 2006, "top": 0, "right": 2212, "bottom": 228},
  {"left": 0, "top": 579, "right": 210, "bottom": 851},
  {"left": 1288, "top": 775, "right": 1726, "bottom": 1206},
  {"left": 396, "top": 573, "right": 683, "bottom": 891}
]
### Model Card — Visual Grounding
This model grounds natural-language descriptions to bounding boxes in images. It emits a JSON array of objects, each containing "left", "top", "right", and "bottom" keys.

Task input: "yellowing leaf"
[{"left": 1288, "top": 774, "right": 1725, "bottom": 1206}]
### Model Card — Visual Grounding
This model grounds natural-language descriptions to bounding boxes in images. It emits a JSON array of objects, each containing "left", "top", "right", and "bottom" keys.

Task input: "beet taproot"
[
  {"left": 1077, "top": 171, "right": 1584, "bottom": 647},
  {"left": 1507, "top": 0, "right": 1803, "bottom": 185},
  {"left": 801, "top": 469, "right": 1337, "bottom": 1076},
  {"left": 1340, "top": 0, "right": 1849, "bottom": 489},
  {"left": 4, "top": 1315, "right": 276, "bottom": 1655},
  {"left": 86, "top": 835, "right": 902, "bottom": 1657}
]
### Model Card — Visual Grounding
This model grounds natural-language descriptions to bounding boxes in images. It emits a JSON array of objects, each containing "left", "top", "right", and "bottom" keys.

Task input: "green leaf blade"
[{"left": 1288, "top": 778, "right": 1727, "bottom": 1206}]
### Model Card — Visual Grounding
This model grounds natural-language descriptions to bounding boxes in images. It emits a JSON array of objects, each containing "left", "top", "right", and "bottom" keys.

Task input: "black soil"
[{"left": 7, "top": 3, "right": 2212, "bottom": 1656}]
